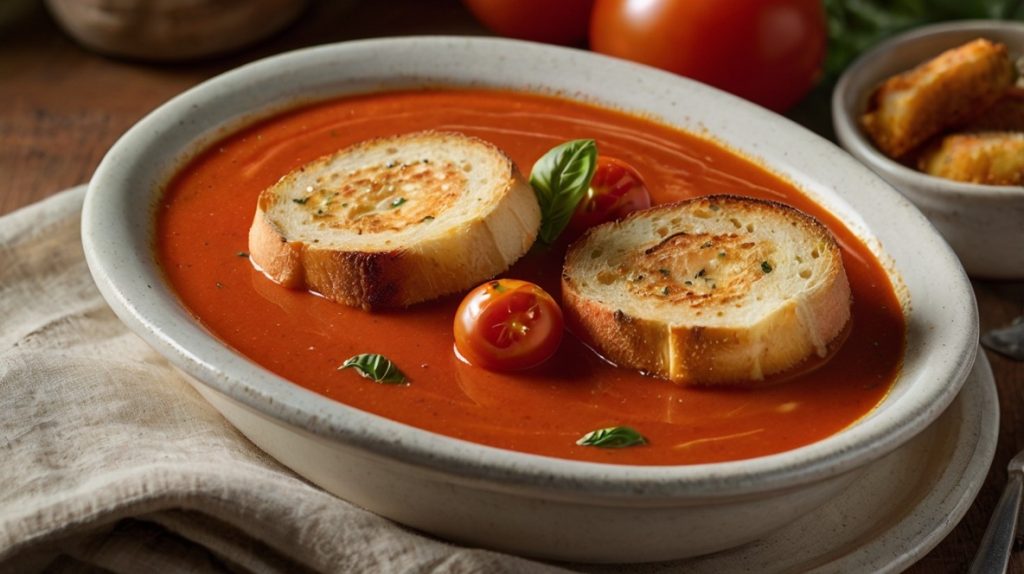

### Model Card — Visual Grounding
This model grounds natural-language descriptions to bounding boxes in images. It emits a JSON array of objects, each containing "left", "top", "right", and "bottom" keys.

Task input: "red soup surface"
[{"left": 157, "top": 89, "right": 904, "bottom": 465}]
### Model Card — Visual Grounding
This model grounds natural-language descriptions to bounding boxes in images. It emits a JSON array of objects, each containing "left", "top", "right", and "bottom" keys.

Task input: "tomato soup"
[{"left": 157, "top": 89, "right": 904, "bottom": 465}]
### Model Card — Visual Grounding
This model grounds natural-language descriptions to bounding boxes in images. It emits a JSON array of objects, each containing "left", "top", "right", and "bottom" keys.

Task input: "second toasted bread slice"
[
  {"left": 249, "top": 131, "right": 541, "bottom": 310},
  {"left": 562, "top": 196, "right": 852, "bottom": 385}
]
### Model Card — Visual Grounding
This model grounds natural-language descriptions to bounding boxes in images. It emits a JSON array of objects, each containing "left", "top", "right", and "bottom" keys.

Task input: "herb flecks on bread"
[
  {"left": 248, "top": 131, "right": 541, "bottom": 310},
  {"left": 562, "top": 195, "right": 852, "bottom": 385}
]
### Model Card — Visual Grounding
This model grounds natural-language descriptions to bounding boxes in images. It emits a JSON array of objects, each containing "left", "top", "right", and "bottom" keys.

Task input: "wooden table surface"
[{"left": 4, "top": 1, "right": 1023, "bottom": 571}]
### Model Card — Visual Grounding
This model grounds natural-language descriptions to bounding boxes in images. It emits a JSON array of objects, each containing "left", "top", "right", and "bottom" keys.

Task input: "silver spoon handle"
[{"left": 970, "top": 473, "right": 1023, "bottom": 574}]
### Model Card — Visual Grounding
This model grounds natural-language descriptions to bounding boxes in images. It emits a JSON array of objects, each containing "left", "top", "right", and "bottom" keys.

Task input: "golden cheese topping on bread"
[
  {"left": 248, "top": 131, "right": 541, "bottom": 310},
  {"left": 562, "top": 195, "right": 852, "bottom": 385},
  {"left": 861, "top": 38, "right": 1014, "bottom": 158}
]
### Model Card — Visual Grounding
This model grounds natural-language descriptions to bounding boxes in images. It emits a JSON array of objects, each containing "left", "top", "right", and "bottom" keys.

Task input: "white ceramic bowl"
[
  {"left": 833, "top": 20, "right": 1024, "bottom": 279},
  {"left": 82, "top": 37, "right": 978, "bottom": 563}
]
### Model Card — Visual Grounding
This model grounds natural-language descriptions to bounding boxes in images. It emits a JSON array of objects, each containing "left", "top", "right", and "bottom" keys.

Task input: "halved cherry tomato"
[
  {"left": 568, "top": 156, "right": 651, "bottom": 235},
  {"left": 454, "top": 279, "right": 564, "bottom": 371}
]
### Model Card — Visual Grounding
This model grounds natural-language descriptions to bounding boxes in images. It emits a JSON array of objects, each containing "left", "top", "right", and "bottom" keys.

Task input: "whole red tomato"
[
  {"left": 590, "top": 0, "right": 826, "bottom": 112},
  {"left": 454, "top": 279, "right": 564, "bottom": 371},
  {"left": 568, "top": 156, "right": 651, "bottom": 235},
  {"left": 462, "top": 0, "right": 595, "bottom": 46}
]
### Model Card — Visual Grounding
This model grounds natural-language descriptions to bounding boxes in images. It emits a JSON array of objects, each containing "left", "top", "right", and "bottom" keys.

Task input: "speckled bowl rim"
[
  {"left": 82, "top": 36, "right": 977, "bottom": 501},
  {"left": 833, "top": 20, "right": 1024, "bottom": 199}
]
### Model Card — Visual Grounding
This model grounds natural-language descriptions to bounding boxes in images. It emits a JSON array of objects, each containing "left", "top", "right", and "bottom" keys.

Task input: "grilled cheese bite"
[
  {"left": 861, "top": 38, "right": 1014, "bottom": 158},
  {"left": 964, "top": 87, "right": 1024, "bottom": 132},
  {"left": 918, "top": 132, "right": 1024, "bottom": 186},
  {"left": 248, "top": 131, "right": 541, "bottom": 310}
]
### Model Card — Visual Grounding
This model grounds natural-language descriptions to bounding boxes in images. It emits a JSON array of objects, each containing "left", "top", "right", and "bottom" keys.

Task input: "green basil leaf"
[
  {"left": 576, "top": 426, "right": 647, "bottom": 449},
  {"left": 339, "top": 353, "right": 408, "bottom": 385},
  {"left": 529, "top": 139, "right": 598, "bottom": 244},
  {"left": 823, "top": 0, "right": 1024, "bottom": 81}
]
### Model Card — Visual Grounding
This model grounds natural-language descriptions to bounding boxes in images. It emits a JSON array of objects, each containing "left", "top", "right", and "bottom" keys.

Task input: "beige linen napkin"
[{"left": 0, "top": 187, "right": 561, "bottom": 573}]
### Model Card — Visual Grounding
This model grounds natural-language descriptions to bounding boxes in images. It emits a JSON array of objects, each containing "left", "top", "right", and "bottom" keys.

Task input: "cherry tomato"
[
  {"left": 568, "top": 156, "right": 651, "bottom": 234},
  {"left": 454, "top": 279, "right": 564, "bottom": 371},
  {"left": 462, "top": 0, "right": 595, "bottom": 46},
  {"left": 590, "top": 0, "right": 826, "bottom": 112}
]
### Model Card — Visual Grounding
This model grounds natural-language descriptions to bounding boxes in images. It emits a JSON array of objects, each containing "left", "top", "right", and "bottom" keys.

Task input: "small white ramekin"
[{"left": 833, "top": 20, "right": 1024, "bottom": 279}]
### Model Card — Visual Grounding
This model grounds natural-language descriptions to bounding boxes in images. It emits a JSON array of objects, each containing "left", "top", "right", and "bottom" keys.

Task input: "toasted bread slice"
[
  {"left": 861, "top": 38, "right": 1014, "bottom": 158},
  {"left": 918, "top": 131, "right": 1024, "bottom": 186},
  {"left": 249, "top": 131, "right": 541, "bottom": 310},
  {"left": 562, "top": 196, "right": 852, "bottom": 385}
]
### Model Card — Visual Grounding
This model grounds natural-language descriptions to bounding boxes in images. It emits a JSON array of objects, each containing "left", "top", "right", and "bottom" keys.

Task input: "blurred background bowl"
[
  {"left": 45, "top": 0, "right": 309, "bottom": 61},
  {"left": 832, "top": 20, "right": 1024, "bottom": 280}
]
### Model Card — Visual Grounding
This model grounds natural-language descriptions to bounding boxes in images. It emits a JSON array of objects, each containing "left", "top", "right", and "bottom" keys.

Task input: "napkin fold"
[{"left": 0, "top": 187, "right": 559, "bottom": 574}]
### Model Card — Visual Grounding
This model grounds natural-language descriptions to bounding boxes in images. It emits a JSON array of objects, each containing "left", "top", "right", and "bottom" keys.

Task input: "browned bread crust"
[
  {"left": 964, "top": 87, "right": 1024, "bottom": 132},
  {"left": 918, "top": 131, "right": 1024, "bottom": 186}
]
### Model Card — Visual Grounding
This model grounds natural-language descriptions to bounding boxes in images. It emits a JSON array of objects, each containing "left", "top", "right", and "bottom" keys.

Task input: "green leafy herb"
[
  {"left": 339, "top": 353, "right": 408, "bottom": 385},
  {"left": 236, "top": 251, "right": 249, "bottom": 258},
  {"left": 761, "top": 261, "right": 773, "bottom": 274},
  {"left": 529, "top": 139, "right": 598, "bottom": 244},
  {"left": 824, "top": 0, "right": 1024, "bottom": 81},
  {"left": 292, "top": 197, "right": 309, "bottom": 205},
  {"left": 390, "top": 197, "right": 407, "bottom": 208},
  {"left": 576, "top": 426, "right": 647, "bottom": 449}
]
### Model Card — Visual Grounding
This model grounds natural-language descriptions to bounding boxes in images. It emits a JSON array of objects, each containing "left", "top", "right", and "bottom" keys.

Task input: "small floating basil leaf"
[
  {"left": 339, "top": 353, "right": 408, "bottom": 384},
  {"left": 529, "top": 139, "right": 598, "bottom": 244},
  {"left": 576, "top": 426, "right": 647, "bottom": 448}
]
